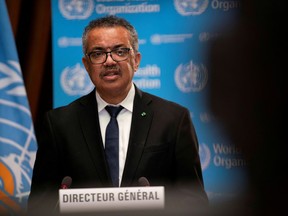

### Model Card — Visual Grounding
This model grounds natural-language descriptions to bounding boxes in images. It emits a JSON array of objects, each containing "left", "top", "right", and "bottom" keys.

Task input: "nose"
[{"left": 104, "top": 52, "right": 116, "bottom": 64}]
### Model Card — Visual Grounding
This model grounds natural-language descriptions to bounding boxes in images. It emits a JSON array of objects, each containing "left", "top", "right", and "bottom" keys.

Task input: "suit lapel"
[
  {"left": 76, "top": 87, "right": 153, "bottom": 187},
  {"left": 77, "top": 90, "right": 111, "bottom": 185},
  {"left": 121, "top": 87, "right": 153, "bottom": 186}
]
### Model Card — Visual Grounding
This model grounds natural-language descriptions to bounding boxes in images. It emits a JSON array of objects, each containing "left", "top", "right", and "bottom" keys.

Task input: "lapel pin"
[{"left": 141, "top": 112, "right": 146, "bottom": 117}]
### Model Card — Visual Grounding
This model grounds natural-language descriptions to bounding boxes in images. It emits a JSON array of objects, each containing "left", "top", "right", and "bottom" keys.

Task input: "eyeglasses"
[{"left": 86, "top": 48, "right": 131, "bottom": 64}]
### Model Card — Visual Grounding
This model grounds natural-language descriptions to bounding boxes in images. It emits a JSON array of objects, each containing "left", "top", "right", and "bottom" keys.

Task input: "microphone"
[
  {"left": 54, "top": 176, "right": 72, "bottom": 213},
  {"left": 60, "top": 176, "right": 72, "bottom": 189},
  {"left": 138, "top": 177, "right": 150, "bottom": 187}
]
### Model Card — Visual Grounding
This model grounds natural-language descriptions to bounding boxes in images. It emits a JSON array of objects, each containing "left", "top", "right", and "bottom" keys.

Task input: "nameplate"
[{"left": 59, "top": 186, "right": 165, "bottom": 213}]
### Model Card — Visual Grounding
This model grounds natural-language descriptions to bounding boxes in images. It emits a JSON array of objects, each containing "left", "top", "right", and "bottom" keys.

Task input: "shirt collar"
[{"left": 96, "top": 84, "right": 135, "bottom": 113}]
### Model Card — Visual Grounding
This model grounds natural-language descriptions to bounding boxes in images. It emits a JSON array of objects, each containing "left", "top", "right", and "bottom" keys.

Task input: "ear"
[
  {"left": 134, "top": 52, "right": 141, "bottom": 72},
  {"left": 82, "top": 56, "right": 89, "bottom": 72}
]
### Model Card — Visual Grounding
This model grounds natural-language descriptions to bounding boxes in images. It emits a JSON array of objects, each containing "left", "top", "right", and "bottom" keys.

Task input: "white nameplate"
[{"left": 59, "top": 186, "right": 165, "bottom": 213}]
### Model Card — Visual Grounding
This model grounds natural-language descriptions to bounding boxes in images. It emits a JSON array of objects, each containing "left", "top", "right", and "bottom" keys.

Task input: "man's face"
[{"left": 82, "top": 26, "right": 141, "bottom": 102}]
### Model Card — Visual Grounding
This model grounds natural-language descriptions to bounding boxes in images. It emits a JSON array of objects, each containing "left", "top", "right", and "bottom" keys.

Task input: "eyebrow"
[{"left": 89, "top": 44, "right": 127, "bottom": 52}]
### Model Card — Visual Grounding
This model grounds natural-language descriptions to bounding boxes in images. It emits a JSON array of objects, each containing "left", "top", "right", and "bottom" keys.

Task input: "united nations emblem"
[
  {"left": 174, "top": 0, "right": 209, "bottom": 16},
  {"left": 174, "top": 60, "right": 208, "bottom": 93},
  {"left": 61, "top": 63, "right": 94, "bottom": 95},
  {"left": 0, "top": 60, "right": 37, "bottom": 213},
  {"left": 59, "top": 0, "right": 94, "bottom": 20}
]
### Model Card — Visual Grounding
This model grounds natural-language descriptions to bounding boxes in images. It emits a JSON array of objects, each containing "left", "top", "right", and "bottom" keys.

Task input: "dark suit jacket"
[{"left": 27, "top": 86, "right": 208, "bottom": 214}]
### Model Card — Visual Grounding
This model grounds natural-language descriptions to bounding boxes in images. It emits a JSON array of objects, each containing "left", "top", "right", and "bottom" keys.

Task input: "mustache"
[
  {"left": 104, "top": 65, "right": 118, "bottom": 70},
  {"left": 100, "top": 66, "right": 120, "bottom": 77}
]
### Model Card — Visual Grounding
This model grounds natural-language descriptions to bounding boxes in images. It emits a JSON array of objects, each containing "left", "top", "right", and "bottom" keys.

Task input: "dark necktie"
[{"left": 105, "top": 105, "right": 123, "bottom": 187}]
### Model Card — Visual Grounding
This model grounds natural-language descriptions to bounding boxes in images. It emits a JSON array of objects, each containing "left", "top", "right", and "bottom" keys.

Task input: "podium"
[{"left": 59, "top": 186, "right": 165, "bottom": 214}]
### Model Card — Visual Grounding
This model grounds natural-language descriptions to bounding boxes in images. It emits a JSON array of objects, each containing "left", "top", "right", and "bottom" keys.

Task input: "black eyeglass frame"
[{"left": 86, "top": 48, "right": 132, "bottom": 64}]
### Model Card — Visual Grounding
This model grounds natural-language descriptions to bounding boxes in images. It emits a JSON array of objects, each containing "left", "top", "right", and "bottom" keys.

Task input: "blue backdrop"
[{"left": 51, "top": 0, "right": 247, "bottom": 204}]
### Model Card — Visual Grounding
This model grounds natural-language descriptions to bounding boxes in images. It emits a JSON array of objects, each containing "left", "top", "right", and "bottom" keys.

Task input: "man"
[{"left": 28, "top": 15, "right": 208, "bottom": 215}]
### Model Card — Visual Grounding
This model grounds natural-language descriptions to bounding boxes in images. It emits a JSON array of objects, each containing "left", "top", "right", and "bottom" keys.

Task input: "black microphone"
[
  {"left": 54, "top": 176, "right": 72, "bottom": 213},
  {"left": 60, "top": 176, "right": 72, "bottom": 189},
  {"left": 138, "top": 177, "right": 150, "bottom": 187}
]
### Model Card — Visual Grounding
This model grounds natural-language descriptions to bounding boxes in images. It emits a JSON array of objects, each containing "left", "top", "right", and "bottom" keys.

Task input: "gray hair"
[{"left": 82, "top": 15, "right": 139, "bottom": 54}]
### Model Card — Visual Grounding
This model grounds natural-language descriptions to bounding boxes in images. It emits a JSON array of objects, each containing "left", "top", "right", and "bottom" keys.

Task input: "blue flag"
[{"left": 0, "top": 0, "right": 37, "bottom": 214}]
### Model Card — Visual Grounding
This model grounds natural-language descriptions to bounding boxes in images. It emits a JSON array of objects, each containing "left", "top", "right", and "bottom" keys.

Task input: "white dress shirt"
[{"left": 96, "top": 85, "right": 135, "bottom": 186}]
